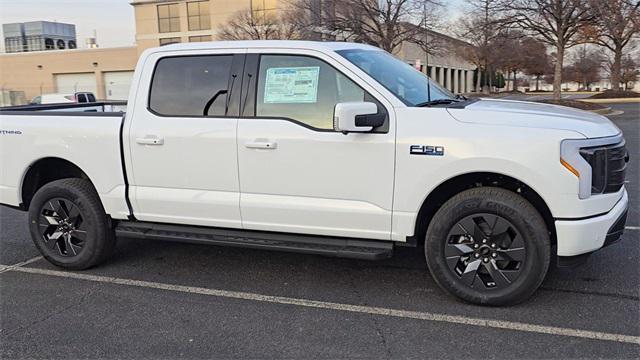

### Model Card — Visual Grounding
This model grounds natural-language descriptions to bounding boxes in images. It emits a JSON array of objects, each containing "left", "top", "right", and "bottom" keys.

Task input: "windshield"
[{"left": 337, "top": 49, "right": 454, "bottom": 106}]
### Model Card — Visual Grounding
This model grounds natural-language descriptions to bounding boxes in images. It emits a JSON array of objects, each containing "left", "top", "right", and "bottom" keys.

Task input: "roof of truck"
[{"left": 151, "top": 40, "right": 381, "bottom": 53}]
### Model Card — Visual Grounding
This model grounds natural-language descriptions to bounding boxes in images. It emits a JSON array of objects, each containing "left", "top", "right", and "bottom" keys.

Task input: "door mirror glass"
[{"left": 334, "top": 102, "right": 380, "bottom": 133}]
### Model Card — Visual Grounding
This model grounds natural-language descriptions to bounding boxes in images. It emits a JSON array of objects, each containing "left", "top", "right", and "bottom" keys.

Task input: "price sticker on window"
[{"left": 264, "top": 66, "right": 320, "bottom": 104}]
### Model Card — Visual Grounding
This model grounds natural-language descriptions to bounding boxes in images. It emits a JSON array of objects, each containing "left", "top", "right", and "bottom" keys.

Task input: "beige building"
[
  {"left": 0, "top": 0, "right": 476, "bottom": 105},
  {"left": 132, "top": 0, "right": 279, "bottom": 52},
  {"left": 0, "top": 46, "right": 138, "bottom": 103}
]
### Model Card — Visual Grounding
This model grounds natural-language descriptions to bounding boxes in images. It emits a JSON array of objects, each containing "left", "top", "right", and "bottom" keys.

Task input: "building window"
[
  {"left": 189, "top": 35, "right": 212, "bottom": 42},
  {"left": 188, "top": 1, "right": 210, "bottom": 31},
  {"left": 159, "top": 37, "right": 181, "bottom": 46},
  {"left": 158, "top": 3, "right": 180, "bottom": 33}
]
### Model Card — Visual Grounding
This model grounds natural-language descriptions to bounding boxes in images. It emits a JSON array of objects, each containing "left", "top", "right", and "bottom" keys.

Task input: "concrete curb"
[
  {"left": 580, "top": 98, "right": 640, "bottom": 104},
  {"left": 590, "top": 107, "right": 612, "bottom": 115}
]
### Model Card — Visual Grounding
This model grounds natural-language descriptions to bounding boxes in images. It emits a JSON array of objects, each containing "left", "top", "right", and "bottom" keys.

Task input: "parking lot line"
[
  {"left": 0, "top": 256, "right": 43, "bottom": 274},
  {"left": 625, "top": 226, "right": 639, "bottom": 231},
  {"left": 1, "top": 264, "right": 638, "bottom": 345}
]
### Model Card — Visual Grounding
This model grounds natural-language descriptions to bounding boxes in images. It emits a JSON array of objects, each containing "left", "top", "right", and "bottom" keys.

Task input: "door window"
[
  {"left": 256, "top": 55, "right": 366, "bottom": 130},
  {"left": 149, "top": 55, "right": 234, "bottom": 117}
]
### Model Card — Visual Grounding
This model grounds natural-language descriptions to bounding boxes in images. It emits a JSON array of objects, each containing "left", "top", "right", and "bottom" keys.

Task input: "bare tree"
[
  {"left": 620, "top": 55, "right": 639, "bottom": 90},
  {"left": 289, "top": 0, "right": 443, "bottom": 54},
  {"left": 521, "top": 37, "right": 552, "bottom": 91},
  {"left": 504, "top": 0, "right": 593, "bottom": 99},
  {"left": 568, "top": 45, "right": 603, "bottom": 89},
  {"left": 218, "top": 8, "right": 303, "bottom": 40},
  {"left": 454, "top": 0, "right": 504, "bottom": 92},
  {"left": 587, "top": 0, "right": 640, "bottom": 91}
]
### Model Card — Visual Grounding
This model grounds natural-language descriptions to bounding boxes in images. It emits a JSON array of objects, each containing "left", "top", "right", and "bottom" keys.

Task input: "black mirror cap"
[{"left": 354, "top": 113, "right": 385, "bottom": 128}]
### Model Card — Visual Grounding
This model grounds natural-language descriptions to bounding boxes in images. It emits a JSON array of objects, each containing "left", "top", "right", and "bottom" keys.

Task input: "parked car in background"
[
  {"left": 30, "top": 92, "right": 96, "bottom": 104},
  {"left": 0, "top": 41, "right": 629, "bottom": 306}
]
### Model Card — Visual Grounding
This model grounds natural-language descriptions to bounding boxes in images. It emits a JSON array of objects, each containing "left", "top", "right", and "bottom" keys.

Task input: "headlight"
[{"left": 561, "top": 134, "right": 626, "bottom": 199}]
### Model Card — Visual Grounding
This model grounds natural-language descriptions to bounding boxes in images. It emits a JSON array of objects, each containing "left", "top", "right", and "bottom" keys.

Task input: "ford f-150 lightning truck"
[{"left": 0, "top": 41, "right": 629, "bottom": 305}]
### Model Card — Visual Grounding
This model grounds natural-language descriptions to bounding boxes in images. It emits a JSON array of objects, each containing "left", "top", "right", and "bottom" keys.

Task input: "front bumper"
[{"left": 555, "top": 189, "right": 629, "bottom": 257}]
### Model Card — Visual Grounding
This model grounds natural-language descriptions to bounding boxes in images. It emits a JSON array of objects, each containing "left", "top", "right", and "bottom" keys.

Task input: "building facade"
[
  {"left": 0, "top": 0, "right": 476, "bottom": 105},
  {"left": 3, "top": 21, "right": 77, "bottom": 53},
  {"left": 132, "top": 0, "right": 279, "bottom": 52}
]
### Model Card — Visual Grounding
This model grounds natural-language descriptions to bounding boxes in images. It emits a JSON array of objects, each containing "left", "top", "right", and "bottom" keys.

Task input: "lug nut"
[
  {"left": 474, "top": 244, "right": 479, "bottom": 249},
  {"left": 492, "top": 253, "right": 497, "bottom": 258},
  {"left": 475, "top": 253, "right": 480, "bottom": 258},
  {"left": 483, "top": 258, "right": 489, "bottom": 263},
  {"left": 482, "top": 239, "right": 487, "bottom": 244},
  {"left": 491, "top": 243, "right": 496, "bottom": 248}
]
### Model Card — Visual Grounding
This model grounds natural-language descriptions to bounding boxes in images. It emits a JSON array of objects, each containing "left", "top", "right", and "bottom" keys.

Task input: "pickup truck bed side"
[{"left": 0, "top": 108, "right": 130, "bottom": 219}]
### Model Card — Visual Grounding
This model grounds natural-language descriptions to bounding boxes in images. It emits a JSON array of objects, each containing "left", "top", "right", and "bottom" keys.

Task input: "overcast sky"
[{"left": 0, "top": 0, "right": 465, "bottom": 51}]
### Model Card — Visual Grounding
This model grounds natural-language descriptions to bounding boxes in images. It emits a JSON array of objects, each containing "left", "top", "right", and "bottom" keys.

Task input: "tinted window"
[
  {"left": 337, "top": 49, "right": 453, "bottom": 106},
  {"left": 77, "top": 94, "right": 87, "bottom": 103},
  {"left": 150, "top": 55, "right": 233, "bottom": 117},
  {"left": 87, "top": 93, "right": 96, "bottom": 102},
  {"left": 256, "top": 55, "right": 365, "bottom": 130}
]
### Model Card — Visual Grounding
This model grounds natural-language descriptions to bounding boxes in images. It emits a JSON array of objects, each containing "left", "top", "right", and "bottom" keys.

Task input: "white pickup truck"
[{"left": 0, "top": 41, "right": 629, "bottom": 305}]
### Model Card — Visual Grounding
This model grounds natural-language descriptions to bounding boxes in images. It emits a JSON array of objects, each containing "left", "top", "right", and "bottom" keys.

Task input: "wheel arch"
[
  {"left": 412, "top": 172, "right": 556, "bottom": 248},
  {"left": 20, "top": 157, "right": 95, "bottom": 210}
]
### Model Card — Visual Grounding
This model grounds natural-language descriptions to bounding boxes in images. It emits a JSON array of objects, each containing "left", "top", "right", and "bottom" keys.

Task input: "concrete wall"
[{"left": 0, "top": 46, "right": 138, "bottom": 102}]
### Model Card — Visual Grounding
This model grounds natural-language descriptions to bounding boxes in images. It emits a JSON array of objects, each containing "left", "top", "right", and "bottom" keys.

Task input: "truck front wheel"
[
  {"left": 28, "top": 178, "right": 116, "bottom": 270},
  {"left": 425, "top": 187, "right": 550, "bottom": 306}
]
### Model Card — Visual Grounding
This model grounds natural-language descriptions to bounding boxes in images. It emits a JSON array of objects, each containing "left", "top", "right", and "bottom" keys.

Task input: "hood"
[{"left": 446, "top": 98, "right": 621, "bottom": 138}]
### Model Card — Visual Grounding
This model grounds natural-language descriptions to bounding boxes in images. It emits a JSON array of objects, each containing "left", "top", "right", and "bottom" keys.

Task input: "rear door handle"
[
  {"left": 136, "top": 136, "right": 164, "bottom": 145},
  {"left": 245, "top": 141, "right": 277, "bottom": 149}
]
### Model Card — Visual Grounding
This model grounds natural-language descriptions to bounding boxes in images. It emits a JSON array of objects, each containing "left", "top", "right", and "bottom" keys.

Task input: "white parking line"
[
  {"left": 3, "top": 265, "right": 639, "bottom": 345},
  {"left": 0, "top": 256, "right": 43, "bottom": 274},
  {"left": 626, "top": 226, "right": 639, "bottom": 231}
]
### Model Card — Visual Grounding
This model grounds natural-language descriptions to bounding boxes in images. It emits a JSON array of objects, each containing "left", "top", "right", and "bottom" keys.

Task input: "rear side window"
[
  {"left": 87, "top": 93, "right": 96, "bottom": 102},
  {"left": 149, "top": 55, "right": 233, "bottom": 116},
  {"left": 76, "top": 94, "right": 87, "bottom": 103}
]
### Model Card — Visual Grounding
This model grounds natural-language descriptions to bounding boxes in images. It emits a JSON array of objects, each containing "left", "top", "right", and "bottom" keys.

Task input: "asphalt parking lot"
[{"left": 1, "top": 102, "right": 638, "bottom": 359}]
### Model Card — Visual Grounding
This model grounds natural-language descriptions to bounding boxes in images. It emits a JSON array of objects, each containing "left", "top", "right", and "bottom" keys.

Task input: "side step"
[{"left": 115, "top": 221, "right": 394, "bottom": 260}]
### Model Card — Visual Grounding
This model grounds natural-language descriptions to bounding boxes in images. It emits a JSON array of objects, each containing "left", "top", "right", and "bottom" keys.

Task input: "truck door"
[
  {"left": 236, "top": 52, "right": 395, "bottom": 240},
  {"left": 126, "top": 50, "right": 245, "bottom": 228}
]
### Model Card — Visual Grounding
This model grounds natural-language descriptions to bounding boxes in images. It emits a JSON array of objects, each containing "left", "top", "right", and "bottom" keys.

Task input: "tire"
[
  {"left": 425, "top": 187, "right": 550, "bottom": 306},
  {"left": 28, "top": 178, "right": 116, "bottom": 270}
]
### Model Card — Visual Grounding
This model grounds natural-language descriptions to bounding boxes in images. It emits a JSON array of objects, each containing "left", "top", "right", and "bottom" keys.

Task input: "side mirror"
[{"left": 334, "top": 102, "right": 383, "bottom": 133}]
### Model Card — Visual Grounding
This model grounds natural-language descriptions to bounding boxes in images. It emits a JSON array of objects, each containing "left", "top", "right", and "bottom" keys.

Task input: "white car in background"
[{"left": 31, "top": 92, "right": 96, "bottom": 104}]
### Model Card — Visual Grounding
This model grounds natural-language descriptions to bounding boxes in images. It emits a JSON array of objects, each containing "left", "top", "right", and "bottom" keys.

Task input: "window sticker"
[{"left": 264, "top": 66, "right": 320, "bottom": 104}]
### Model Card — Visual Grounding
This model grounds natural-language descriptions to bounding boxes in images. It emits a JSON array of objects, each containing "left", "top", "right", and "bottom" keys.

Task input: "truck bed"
[{"left": 0, "top": 101, "right": 130, "bottom": 219}]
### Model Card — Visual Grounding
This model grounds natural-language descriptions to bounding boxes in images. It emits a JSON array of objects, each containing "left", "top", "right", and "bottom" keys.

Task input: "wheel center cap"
[{"left": 479, "top": 246, "right": 491, "bottom": 256}]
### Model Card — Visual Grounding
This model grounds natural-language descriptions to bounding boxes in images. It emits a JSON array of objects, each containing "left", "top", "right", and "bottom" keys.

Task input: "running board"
[{"left": 115, "top": 221, "right": 394, "bottom": 260}]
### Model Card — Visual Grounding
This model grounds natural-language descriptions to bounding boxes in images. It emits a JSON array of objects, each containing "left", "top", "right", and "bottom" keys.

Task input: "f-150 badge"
[{"left": 410, "top": 145, "right": 444, "bottom": 156}]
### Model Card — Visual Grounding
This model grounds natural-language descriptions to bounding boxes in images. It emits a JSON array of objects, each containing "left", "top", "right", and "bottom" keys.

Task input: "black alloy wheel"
[
  {"left": 39, "top": 197, "right": 87, "bottom": 257},
  {"left": 425, "top": 187, "right": 550, "bottom": 306},
  {"left": 444, "top": 213, "right": 525, "bottom": 290},
  {"left": 28, "top": 178, "right": 116, "bottom": 269}
]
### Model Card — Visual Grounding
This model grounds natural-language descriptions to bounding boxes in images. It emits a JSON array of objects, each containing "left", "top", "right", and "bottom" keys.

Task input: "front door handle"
[
  {"left": 136, "top": 136, "right": 164, "bottom": 145},
  {"left": 245, "top": 141, "right": 277, "bottom": 149}
]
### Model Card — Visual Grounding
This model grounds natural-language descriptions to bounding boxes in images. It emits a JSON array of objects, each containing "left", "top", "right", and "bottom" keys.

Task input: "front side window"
[
  {"left": 188, "top": 1, "right": 211, "bottom": 31},
  {"left": 158, "top": 3, "right": 180, "bottom": 33},
  {"left": 337, "top": 49, "right": 453, "bottom": 106},
  {"left": 256, "top": 55, "right": 366, "bottom": 130},
  {"left": 149, "top": 55, "right": 233, "bottom": 117}
]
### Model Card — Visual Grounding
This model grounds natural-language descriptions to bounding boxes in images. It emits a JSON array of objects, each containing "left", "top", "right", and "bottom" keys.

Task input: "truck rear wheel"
[
  {"left": 425, "top": 187, "right": 550, "bottom": 306},
  {"left": 28, "top": 178, "right": 116, "bottom": 270}
]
